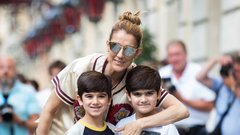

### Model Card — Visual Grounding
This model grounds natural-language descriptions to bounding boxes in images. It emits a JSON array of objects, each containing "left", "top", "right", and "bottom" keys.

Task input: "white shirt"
[{"left": 116, "top": 113, "right": 179, "bottom": 135}]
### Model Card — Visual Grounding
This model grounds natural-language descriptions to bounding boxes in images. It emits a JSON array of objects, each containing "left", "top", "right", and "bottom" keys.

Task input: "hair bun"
[{"left": 118, "top": 11, "right": 141, "bottom": 25}]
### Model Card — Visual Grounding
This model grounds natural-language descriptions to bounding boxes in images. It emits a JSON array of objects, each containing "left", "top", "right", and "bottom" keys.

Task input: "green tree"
[{"left": 135, "top": 29, "right": 157, "bottom": 64}]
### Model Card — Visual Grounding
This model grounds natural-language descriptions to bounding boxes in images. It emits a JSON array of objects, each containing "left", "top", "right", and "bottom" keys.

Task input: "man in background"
[
  {"left": 159, "top": 40, "right": 215, "bottom": 135},
  {"left": 0, "top": 55, "right": 40, "bottom": 135},
  {"left": 197, "top": 53, "right": 240, "bottom": 135}
]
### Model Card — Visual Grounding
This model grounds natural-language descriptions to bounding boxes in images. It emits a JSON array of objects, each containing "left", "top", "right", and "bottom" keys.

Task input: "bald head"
[{"left": 0, "top": 56, "right": 16, "bottom": 83}]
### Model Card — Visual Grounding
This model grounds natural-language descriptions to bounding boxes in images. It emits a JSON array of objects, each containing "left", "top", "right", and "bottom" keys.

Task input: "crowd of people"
[{"left": 0, "top": 11, "right": 239, "bottom": 135}]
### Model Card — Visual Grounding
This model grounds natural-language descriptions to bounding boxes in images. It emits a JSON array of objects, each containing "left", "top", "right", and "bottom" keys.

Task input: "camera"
[
  {"left": 220, "top": 64, "right": 233, "bottom": 77},
  {"left": 162, "top": 77, "right": 177, "bottom": 93},
  {"left": 0, "top": 80, "right": 13, "bottom": 122},
  {"left": 0, "top": 103, "right": 13, "bottom": 122}
]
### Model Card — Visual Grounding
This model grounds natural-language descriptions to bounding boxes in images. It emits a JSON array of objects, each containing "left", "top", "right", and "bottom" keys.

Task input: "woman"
[{"left": 37, "top": 11, "right": 189, "bottom": 135}]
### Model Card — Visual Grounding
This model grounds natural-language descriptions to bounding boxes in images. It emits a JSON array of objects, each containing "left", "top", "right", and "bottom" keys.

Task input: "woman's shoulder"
[
  {"left": 72, "top": 53, "right": 104, "bottom": 63},
  {"left": 68, "top": 53, "right": 105, "bottom": 70}
]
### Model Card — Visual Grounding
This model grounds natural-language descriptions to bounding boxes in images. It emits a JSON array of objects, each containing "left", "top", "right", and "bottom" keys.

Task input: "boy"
[
  {"left": 116, "top": 65, "right": 179, "bottom": 135},
  {"left": 65, "top": 71, "right": 115, "bottom": 135}
]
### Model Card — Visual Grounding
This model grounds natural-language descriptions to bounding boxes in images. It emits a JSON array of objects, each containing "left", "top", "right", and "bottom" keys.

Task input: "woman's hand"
[{"left": 115, "top": 120, "right": 143, "bottom": 135}]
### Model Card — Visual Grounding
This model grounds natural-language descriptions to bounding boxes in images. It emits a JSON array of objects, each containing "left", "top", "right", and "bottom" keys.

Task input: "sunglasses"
[{"left": 108, "top": 41, "right": 137, "bottom": 57}]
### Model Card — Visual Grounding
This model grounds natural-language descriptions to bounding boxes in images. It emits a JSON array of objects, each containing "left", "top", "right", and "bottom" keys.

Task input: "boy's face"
[
  {"left": 127, "top": 89, "right": 161, "bottom": 118},
  {"left": 77, "top": 92, "right": 111, "bottom": 118}
]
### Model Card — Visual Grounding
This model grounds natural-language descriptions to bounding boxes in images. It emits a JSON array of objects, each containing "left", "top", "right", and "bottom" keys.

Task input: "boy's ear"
[
  {"left": 127, "top": 92, "right": 132, "bottom": 102},
  {"left": 108, "top": 97, "right": 112, "bottom": 106},
  {"left": 76, "top": 95, "right": 83, "bottom": 106}
]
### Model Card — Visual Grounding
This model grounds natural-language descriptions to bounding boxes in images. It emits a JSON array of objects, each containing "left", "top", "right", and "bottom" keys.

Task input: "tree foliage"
[{"left": 135, "top": 29, "right": 157, "bottom": 64}]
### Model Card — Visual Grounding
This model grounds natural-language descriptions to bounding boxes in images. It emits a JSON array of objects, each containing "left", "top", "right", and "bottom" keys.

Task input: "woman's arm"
[
  {"left": 115, "top": 94, "right": 189, "bottom": 135},
  {"left": 36, "top": 91, "right": 63, "bottom": 135}
]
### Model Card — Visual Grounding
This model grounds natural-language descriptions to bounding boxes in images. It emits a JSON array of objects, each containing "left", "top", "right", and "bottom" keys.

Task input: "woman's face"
[{"left": 107, "top": 30, "right": 141, "bottom": 72}]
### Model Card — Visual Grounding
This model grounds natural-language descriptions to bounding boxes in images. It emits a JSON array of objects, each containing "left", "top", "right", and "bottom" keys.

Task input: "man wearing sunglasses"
[{"left": 37, "top": 11, "right": 189, "bottom": 135}]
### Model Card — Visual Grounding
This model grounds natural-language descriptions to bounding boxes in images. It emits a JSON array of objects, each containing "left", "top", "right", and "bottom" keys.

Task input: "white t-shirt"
[
  {"left": 116, "top": 113, "right": 179, "bottom": 135},
  {"left": 159, "top": 62, "right": 216, "bottom": 128}
]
